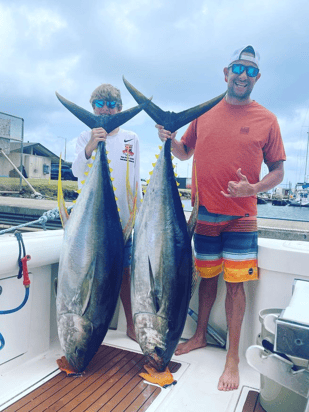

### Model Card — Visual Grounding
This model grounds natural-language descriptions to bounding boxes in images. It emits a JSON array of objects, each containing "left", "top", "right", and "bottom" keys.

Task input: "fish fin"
[
  {"left": 71, "top": 258, "right": 96, "bottom": 316},
  {"left": 187, "top": 159, "right": 199, "bottom": 239},
  {"left": 56, "top": 356, "right": 82, "bottom": 377},
  {"left": 123, "top": 77, "right": 164, "bottom": 122},
  {"left": 123, "top": 182, "right": 138, "bottom": 244},
  {"left": 57, "top": 154, "right": 69, "bottom": 228},
  {"left": 56, "top": 91, "right": 151, "bottom": 133},
  {"left": 126, "top": 153, "right": 134, "bottom": 214},
  {"left": 139, "top": 365, "right": 176, "bottom": 388},
  {"left": 168, "top": 93, "right": 226, "bottom": 132},
  {"left": 148, "top": 257, "right": 160, "bottom": 313},
  {"left": 123, "top": 77, "right": 225, "bottom": 133}
]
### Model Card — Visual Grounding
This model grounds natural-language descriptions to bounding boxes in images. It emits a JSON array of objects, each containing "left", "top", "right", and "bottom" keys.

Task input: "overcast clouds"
[{"left": 1, "top": 0, "right": 309, "bottom": 187}]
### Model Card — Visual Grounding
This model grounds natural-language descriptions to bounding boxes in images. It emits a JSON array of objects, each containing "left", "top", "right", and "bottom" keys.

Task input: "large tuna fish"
[
  {"left": 125, "top": 79, "right": 224, "bottom": 371},
  {"left": 131, "top": 137, "right": 193, "bottom": 372},
  {"left": 56, "top": 93, "right": 147, "bottom": 373}
]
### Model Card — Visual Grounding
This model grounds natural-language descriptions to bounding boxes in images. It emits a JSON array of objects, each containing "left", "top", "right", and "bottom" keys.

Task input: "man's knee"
[{"left": 225, "top": 282, "right": 245, "bottom": 298}]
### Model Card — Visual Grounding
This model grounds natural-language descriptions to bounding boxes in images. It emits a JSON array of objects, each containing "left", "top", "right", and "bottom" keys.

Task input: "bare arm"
[
  {"left": 85, "top": 127, "right": 107, "bottom": 159},
  {"left": 221, "top": 161, "right": 284, "bottom": 198},
  {"left": 254, "top": 160, "right": 285, "bottom": 194},
  {"left": 155, "top": 124, "right": 194, "bottom": 161}
]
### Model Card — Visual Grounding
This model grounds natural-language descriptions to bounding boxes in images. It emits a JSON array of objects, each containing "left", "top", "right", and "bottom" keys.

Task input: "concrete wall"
[{"left": 24, "top": 154, "right": 50, "bottom": 179}]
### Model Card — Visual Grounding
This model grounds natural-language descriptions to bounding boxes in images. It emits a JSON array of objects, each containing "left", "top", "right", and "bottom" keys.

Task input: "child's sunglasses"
[
  {"left": 93, "top": 100, "right": 117, "bottom": 109},
  {"left": 229, "top": 63, "right": 259, "bottom": 78}
]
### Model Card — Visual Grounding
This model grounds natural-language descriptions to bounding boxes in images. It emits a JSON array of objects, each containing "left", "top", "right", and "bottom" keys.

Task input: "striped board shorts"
[{"left": 194, "top": 206, "right": 258, "bottom": 283}]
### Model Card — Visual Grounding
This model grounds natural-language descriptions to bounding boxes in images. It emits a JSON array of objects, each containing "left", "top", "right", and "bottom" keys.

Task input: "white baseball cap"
[{"left": 228, "top": 45, "right": 260, "bottom": 68}]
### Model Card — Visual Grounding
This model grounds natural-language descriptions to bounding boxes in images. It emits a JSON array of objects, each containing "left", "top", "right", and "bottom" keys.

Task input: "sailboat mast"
[{"left": 305, "top": 130, "right": 309, "bottom": 183}]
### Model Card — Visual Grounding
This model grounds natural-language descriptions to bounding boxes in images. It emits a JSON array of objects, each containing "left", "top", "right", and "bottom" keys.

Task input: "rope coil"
[{"left": 0, "top": 205, "right": 73, "bottom": 235}]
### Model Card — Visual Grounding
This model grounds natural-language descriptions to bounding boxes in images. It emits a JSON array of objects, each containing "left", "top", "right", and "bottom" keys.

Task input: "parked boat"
[
  {"left": 257, "top": 196, "right": 267, "bottom": 205},
  {"left": 289, "top": 184, "right": 309, "bottom": 207},
  {"left": 1, "top": 213, "right": 309, "bottom": 411},
  {"left": 272, "top": 198, "right": 288, "bottom": 206}
]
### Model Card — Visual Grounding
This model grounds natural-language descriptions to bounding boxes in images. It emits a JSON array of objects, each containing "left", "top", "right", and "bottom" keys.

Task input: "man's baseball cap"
[{"left": 228, "top": 45, "right": 260, "bottom": 68}]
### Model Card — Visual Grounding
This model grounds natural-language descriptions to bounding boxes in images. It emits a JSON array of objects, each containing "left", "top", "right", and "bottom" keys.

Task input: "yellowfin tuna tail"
[{"left": 57, "top": 154, "right": 69, "bottom": 228}]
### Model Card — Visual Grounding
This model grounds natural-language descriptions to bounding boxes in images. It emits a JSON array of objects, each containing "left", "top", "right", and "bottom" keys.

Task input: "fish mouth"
[
  {"left": 145, "top": 350, "right": 166, "bottom": 372},
  {"left": 66, "top": 346, "right": 94, "bottom": 373},
  {"left": 57, "top": 313, "right": 94, "bottom": 372}
]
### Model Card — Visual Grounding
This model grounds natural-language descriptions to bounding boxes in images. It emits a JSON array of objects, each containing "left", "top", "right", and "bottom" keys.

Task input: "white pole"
[
  {"left": 305, "top": 131, "right": 309, "bottom": 183},
  {"left": 0, "top": 149, "right": 41, "bottom": 197}
]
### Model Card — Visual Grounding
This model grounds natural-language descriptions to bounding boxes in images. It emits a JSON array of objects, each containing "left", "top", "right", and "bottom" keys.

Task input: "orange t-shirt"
[{"left": 181, "top": 99, "right": 286, "bottom": 216}]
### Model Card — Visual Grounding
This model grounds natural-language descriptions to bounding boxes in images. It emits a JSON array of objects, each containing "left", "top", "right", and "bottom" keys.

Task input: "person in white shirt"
[{"left": 72, "top": 83, "right": 142, "bottom": 341}]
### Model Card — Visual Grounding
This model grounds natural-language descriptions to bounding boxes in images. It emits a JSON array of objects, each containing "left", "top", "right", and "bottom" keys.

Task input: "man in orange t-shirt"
[{"left": 156, "top": 45, "right": 285, "bottom": 392}]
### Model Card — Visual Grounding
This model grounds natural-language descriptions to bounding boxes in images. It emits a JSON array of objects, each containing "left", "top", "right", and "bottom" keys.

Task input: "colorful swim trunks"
[{"left": 194, "top": 206, "right": 258, "bottom": 283}]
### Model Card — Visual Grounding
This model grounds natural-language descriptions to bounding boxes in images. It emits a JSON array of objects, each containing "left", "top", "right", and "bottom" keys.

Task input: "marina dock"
[{"left": 0, "top": 196, "right": 308, "bottom": 241}]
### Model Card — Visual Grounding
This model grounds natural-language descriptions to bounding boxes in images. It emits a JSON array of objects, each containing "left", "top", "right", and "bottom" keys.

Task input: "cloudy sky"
[{"left": 1, "top": 0, "right": 309, "bottom": 188}]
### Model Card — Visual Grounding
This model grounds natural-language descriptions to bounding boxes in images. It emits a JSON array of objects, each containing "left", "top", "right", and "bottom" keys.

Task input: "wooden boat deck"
[{"left": 5, "top": 345, "right": 181, "bottom": 412}]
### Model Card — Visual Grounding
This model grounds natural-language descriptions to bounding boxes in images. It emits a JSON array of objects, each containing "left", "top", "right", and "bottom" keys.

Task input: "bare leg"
[
  {"left": 218, "top": 282, "right": 246, "bottom": 391},
  {"left": 175, "top": 276, "right": 219, "bottom": 355},
  {"left": 120, "top": 266, "right": 136, "bottom": 341}
]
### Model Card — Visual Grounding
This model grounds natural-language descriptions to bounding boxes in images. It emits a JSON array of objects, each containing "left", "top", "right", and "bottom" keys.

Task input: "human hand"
[
  {"left": 85, "top": 127, "right": 107, "bottom": 159},
  {"left": 221, "top": 168, "right": 256, "bottom": 198},
  {"left": 155, "top": 124, "right": 177, "bottom": 142}
]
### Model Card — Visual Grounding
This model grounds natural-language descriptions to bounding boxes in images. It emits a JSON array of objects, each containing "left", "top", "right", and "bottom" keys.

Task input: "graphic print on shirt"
[
  {"left": 121, "top": 142, "right": 135, "bottom": 162},
  {"left": 240, "top": 127, "right": 250, "bottom": 135}
]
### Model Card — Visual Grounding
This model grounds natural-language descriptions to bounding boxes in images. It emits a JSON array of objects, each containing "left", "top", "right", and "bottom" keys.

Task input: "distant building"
[{"left": 0, "top": 141, "right": 71, "bottom": 179}]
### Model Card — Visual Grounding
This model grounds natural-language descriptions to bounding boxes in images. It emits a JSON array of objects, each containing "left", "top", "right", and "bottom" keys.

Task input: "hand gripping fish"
[
  {"left": 125, "top": 79, "right": 224, "bottom": 373},
  {"left": 55, "top": 93, "right": 149, "bottom": 373}
]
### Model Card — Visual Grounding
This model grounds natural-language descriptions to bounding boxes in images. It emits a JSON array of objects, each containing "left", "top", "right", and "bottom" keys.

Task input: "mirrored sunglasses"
[
  {"left": 230, "top": 63, "right": 259, "bottom": 78},
  {"left": 93, "top": 100, "right": 117, "bottom": 109}
]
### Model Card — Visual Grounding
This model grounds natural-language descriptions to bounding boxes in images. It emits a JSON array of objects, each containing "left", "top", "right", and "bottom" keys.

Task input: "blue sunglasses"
[
  {"left": 93, "top": 100, "right": 117, "bottom": 109},
  {"left": 229, "top": 63, "right": 259, "bottom": 78}
]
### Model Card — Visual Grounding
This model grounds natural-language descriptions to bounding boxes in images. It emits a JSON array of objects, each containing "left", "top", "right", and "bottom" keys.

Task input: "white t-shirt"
[{"left": 72, "top": 128, "right": 142, "bottom": 228}]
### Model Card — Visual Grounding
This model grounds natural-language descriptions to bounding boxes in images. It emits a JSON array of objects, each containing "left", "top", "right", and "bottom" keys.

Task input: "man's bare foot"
[
  {"left": 175, "top": 336, "right": 207, "bottom": 356},
  {"left": 126, "top": 327, "right": 137, "bottom": 342},
  {"left": 218, "top": 356, "right": 239, "bottom": 391}
]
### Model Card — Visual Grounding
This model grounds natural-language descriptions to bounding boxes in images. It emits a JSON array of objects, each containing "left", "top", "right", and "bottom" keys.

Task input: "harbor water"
[{"left": 182, "top": 199, "right": 309, "bottom": 222}]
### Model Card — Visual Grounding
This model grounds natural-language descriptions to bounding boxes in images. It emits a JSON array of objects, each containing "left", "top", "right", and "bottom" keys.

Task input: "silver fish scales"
[
  {"left": 131, "top": 138, "right": 192, "bottom": 372},
  {"left": 56, "top": 142, "right": 124, "bottom": 373}
]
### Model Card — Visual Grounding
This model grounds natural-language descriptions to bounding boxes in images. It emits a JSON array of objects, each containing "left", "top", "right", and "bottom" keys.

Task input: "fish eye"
[{"left": 155, "top": 346, "right": 164, "bottom": 357}]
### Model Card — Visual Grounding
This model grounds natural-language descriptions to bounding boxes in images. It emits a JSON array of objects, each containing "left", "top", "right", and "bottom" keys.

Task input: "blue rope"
[
  {"left": 0, "top": 333, "right": 5, "bottom": 350},
  {"left": 0, "top": 205, "right": 73, "bottom": 236},
  {"left": 0, "top": 287, "right": 30, "bottom": 315}
]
